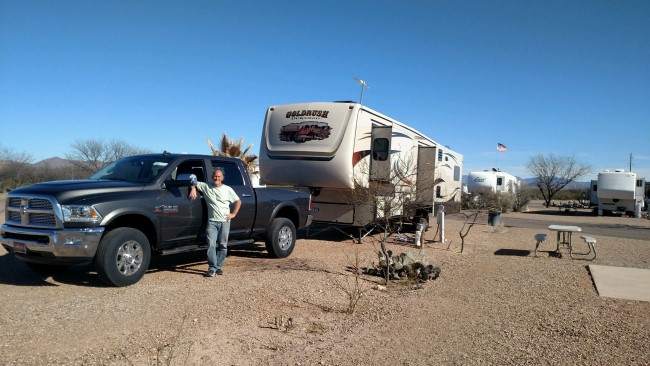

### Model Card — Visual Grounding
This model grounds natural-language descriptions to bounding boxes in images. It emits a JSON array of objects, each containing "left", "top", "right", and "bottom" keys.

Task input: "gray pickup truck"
[{"left": 1, "top": 152, "right": 313, "bottom": 286}]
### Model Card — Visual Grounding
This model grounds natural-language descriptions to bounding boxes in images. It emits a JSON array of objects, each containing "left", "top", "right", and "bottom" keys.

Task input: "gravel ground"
[{"left": 1, "top": 199, "right": 649, "bottom": 365}]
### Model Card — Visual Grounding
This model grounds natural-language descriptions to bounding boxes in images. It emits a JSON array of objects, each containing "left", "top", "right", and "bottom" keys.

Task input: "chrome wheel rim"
[
  {"left": 278, "top": 226, "right": 293, "bottom": 251},
  {"left": 116, "top": 240, "right": 144, "bottom": 276}
]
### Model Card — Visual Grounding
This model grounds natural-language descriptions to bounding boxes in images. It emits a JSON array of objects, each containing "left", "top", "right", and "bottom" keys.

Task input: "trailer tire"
[
  {"left": 95, "top": 227, "right": 151, "bottom": 287},
  {"left": 265, "top": 218, "right": 296, "bottom": 258}
]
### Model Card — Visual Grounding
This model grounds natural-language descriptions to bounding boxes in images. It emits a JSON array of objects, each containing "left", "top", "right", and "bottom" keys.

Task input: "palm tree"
[{"left": 207, "top": 133, "right": 258, "bottom": 175}]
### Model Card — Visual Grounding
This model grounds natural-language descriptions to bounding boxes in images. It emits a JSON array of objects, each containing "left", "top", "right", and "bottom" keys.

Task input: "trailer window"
[
  {"left": 372, "top": 138, "right": 389, "bottom": 161},
  {"left": 637, "top": 180, "right": 643, "bottom": 187}
]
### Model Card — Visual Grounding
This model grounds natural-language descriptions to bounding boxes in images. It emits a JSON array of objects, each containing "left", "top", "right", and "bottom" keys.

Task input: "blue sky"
[{"left": 1, "top": 0, "right": 649, "bottom": 180}]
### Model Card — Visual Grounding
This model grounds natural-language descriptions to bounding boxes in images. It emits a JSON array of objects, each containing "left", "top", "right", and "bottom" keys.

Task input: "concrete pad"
[{"left": 588, "top": 265, "right": 650, "bottom": 302}]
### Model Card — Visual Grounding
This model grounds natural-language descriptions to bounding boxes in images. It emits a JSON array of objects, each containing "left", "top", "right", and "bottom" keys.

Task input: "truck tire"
[
  {"left": 95, "top": 227, "right": 151, "bottom": 287},
  {"left": 265, "top": 218, "right": 296, "bottom": 258}
]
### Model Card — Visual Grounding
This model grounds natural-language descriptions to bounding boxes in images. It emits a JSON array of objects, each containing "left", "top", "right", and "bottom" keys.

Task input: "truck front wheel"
[
  {"left": 95, "top": 227, "right": 151, "bottom": 287},
  {"left": 265, "top": 218, "right": 296, "bottom": 258}
]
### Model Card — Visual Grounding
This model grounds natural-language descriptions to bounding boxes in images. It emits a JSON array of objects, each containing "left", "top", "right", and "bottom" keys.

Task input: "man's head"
[{"left": 212, "top": 169, "right": 224, "bottom": 187}]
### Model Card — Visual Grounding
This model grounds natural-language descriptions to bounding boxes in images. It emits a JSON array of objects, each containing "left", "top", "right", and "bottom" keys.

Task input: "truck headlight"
[{"left": 62, "top": 205, "right": 102, "bottom": 223}]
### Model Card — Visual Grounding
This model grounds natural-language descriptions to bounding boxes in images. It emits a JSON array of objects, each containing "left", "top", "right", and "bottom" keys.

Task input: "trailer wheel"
[
  {"left": 95, "top": 227, "right": 151, "bottom": 287},
  {"left": 265, "top": 218, "right": 296, "bottom": 258}
]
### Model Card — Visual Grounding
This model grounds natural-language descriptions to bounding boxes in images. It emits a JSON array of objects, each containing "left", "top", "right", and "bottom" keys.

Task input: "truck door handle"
[{"left": 241, "top": 194, "right": 252, "bottom": 197}]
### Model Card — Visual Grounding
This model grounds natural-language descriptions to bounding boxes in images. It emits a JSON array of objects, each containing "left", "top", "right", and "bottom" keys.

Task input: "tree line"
[
  {"left": 1, "top": 138, "right": 594, "bottom": 208},
  {"left": 0, "top": 139, "right": 150, "bottom": 192}
]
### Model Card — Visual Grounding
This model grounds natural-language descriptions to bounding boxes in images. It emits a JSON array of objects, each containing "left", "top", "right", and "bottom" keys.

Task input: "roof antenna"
[{"left": 354, "top": 77, "right": 369, "bottom": 105}]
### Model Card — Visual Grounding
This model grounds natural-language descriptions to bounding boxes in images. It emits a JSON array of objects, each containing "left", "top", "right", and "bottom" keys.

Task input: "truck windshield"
[{"left": 90, "top": 156, "right": 172, "bottom": 183}]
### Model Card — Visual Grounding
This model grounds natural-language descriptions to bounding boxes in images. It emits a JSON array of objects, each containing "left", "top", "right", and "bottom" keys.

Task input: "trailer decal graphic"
[{"left": 279, "top": 121, "right": 332, "bottom": 143}]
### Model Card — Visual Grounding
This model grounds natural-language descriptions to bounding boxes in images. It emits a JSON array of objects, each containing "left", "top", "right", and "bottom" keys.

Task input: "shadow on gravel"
[
  {"left": 0, "top": 242, "right": 275, "bottom": 286},
  {"left": 300, "top": 225, "right": 370, "bottom": 243},
  {"left": 0, "top": 252, "right": 104, "bottom": 287},
  {"left": 525, "top": 209, "right": 596, "bottom": 217},
  {"left": 494, "top": 248, "right": 532, "bottom": 257}
]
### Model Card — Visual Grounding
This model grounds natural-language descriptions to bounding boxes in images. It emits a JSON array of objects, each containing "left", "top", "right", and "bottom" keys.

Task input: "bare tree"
[
  {"left": 527, "top": 154, "right": 591, "bottom": 207},
  {"left": 0, "top": 146, "right": 34, "bottom": 190},
  {"left": 456, "top": 189, "right": 503, "bottom": 253},
  {"left": 65, "top": 138, "right": 150, "bottom": 175}
]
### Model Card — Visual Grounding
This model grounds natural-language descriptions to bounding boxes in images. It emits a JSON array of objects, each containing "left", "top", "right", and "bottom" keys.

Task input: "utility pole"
[{"left": 629, "top": 153, "right": 633, "bottom": 172}]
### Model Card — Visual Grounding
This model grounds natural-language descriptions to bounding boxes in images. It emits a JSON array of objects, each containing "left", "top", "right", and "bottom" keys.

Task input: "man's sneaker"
[
  {"left": 216, "top": 269, "right": 223, "bottom": 275},
  {"left": 207, "top": 269, "right": 217, "bottom": 277}
]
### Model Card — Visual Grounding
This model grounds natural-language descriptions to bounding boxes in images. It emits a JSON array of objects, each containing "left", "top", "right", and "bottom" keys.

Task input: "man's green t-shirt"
[{"left": 195, "top": 182, "right": 240, "bottom": 222}]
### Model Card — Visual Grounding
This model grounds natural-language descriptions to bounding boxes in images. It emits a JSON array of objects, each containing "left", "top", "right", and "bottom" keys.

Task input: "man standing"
[{"left": 189, "top": 168, "right": 241, "bottom": 277}]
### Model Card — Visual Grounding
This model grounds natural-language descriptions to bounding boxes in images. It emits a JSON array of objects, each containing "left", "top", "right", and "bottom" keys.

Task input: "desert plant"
[
  {"left": 332, "top": 251, "right": 371, "bottom": 315},
  {"left": 364, "top": 250, "right": 441, "bottom": 285},
  {"left": 458, "top": 189, "right": 506, "bottom": 252},
  {"left": 146, "top": 312, "right": 194, "bottom": 366},
  {"left": 207, "top": 133, "right": 258, "bottom": 176},
  {"left": 512, "top": 184, "right": 532, "bottom": 212},
  {"left": 270, "top": 315, "right": 294, "bottom": 332}
]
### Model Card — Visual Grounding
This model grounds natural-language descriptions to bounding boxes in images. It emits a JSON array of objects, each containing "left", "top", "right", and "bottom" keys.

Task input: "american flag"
[{"left": 497, "top": 143, "right": 507, "bottom": 152}]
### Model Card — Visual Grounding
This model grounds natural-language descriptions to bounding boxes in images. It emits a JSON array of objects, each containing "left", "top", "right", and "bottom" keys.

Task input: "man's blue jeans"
[{"left": 206, "top": 220, "right": 230, "bottom": 271}]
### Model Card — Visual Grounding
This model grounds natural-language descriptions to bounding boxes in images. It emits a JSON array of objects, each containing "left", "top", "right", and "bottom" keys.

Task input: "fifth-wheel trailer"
[
  {"left": 591, "top": 169, "right": 646, "bottom": 216},
  {"left": 258, "top": 101, "right": 463, "bottom": 229},
  {"left": 466, "top": 170, "right": 520, "bottom": 194}
]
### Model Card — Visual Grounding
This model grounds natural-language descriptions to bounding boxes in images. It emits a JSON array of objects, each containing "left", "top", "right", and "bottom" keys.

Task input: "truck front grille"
[
  {"left": 29, "top": 213, "right": 57, "bottom": 226},
  {"left": 8, "top": 211, "right": 21, "bottom": 222},
  {"left": 4, "top": 195, "right": 61, "bottom": 229},
  {"left": 27, "top": 198, "right": 53, "bottom": 210}
]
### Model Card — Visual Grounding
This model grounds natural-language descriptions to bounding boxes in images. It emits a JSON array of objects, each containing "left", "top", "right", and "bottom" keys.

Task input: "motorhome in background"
[
  {"left": 258, "top": 101, "right": 463, "bottom": 228},
  {"left": 466, "top": 170, "right": 521, "bottom": 194},
  {"left": 591, "top": 169, "right": 646, "bottom": 216}
]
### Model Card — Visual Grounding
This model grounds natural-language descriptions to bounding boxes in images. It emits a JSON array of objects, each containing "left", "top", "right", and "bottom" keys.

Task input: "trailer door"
[
  {"left": 370, "top": 125, "right": 392, "bottom": 182},
  {"left": 416, "top": 146, "right": 437, "bottom": 205}
]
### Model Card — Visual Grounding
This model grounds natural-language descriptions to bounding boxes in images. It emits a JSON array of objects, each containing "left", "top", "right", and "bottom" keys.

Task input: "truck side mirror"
[{"left": 164, "top": 174, "right": 197, "bottom": 188}]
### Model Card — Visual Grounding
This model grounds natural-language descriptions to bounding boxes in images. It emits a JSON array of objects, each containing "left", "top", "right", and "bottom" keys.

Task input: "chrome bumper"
[{"left": 1, "top": 224, "right": 105, "bottom": 261}]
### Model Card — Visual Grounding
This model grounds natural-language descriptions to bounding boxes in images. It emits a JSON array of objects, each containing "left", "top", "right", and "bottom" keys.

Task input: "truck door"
[
  {"left": 209, "top": 160, "right": 255, "bottom": 239},
  {"left": 370, "top": 125, "right": 392, "bottom": 182},
  {"left": 158, "top": 159, "right": 205, "bottom": 248}
]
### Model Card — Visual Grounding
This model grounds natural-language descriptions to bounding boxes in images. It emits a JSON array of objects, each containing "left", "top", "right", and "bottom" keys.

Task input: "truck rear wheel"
[
  {"left": 265, "top": 218, "right": 296, "bottom": 258},
  {"left": 95, "top": 227, "right": 151, "bottom": 287}
]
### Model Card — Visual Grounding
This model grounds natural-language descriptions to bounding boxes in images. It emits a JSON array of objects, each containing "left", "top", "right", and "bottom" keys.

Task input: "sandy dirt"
[{"left": 1, "top": 198, "right": 649, "bottom": 365}]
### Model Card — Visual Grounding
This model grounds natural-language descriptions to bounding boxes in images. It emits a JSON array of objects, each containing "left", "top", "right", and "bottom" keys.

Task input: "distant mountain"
[{"left": 33, "top": 157, "right": 74, "bottom": 169}]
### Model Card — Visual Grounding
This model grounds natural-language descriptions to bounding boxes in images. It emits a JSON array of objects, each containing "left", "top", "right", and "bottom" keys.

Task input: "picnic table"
[{"left": 548, "top": 225, "right": 582, "bottom": 255}]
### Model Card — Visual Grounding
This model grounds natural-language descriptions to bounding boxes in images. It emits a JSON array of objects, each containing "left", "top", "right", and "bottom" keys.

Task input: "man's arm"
[
  {"left": 189, "top": 185, "right": 198, "bottom": 200},
  {"left": 189, "top": 177, "right": 200, "bottom": 200},
  {"left": 227, "top": 199, "right": 241, "bottom": 221}
]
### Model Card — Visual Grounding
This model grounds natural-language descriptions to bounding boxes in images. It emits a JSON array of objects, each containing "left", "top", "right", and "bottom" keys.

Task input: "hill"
[{"left": 33, "top": 157, "right": 73, "bottom": 169}]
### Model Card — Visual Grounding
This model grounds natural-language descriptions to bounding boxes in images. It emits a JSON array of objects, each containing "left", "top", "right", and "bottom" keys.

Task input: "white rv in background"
[
  {"left": 591, "top": 169, "right": 646, "bottom": 216},
  {"left": 258, "top": 101, "right": 463, "bottom": 227},
  {"left": 467, "top": 170, "right": 520, "bottom": 194}
]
